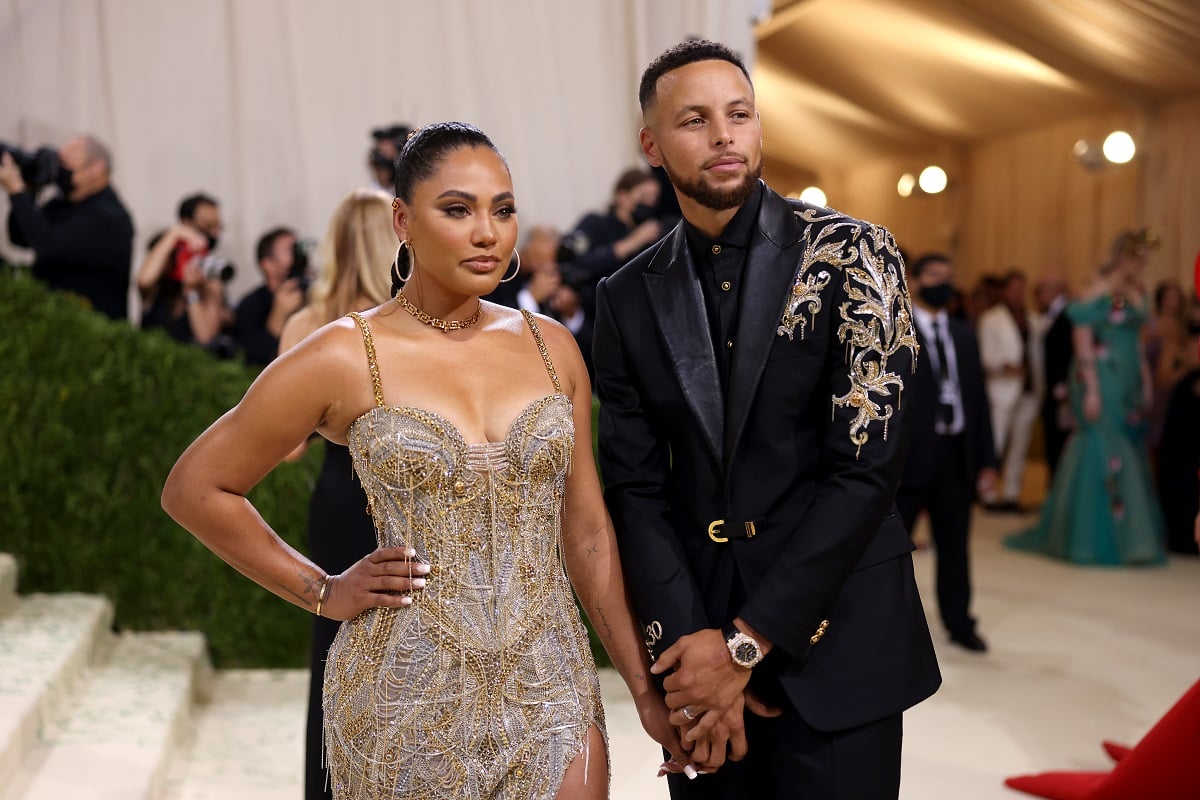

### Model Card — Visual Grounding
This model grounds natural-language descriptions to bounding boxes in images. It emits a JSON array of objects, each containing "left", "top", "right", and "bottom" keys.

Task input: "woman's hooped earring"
[
  {"left": 393, "top": 240, "right": 414, "bottom": 284},
  {"left": 498, "top": 250, "right": 520, "bottom": 283}
]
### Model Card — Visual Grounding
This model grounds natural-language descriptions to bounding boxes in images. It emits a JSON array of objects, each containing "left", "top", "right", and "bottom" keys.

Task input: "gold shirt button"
[
  {"left": 711, "top": 244, "right": 722, "bottom": 255},
  {"left": 721, "top": 281, "right": 732, "bottom": 292}
]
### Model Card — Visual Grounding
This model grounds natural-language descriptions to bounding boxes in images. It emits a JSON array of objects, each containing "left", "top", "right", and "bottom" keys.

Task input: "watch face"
[{"left": 734, "top": 640, "right": 759, "bottom": 665}]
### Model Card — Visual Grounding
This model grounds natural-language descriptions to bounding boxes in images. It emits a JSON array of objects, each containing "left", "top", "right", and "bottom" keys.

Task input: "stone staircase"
[
  {"left": 0, "top": 552, "right": 666, "bottom": 800},
  {"left": 0, "top": 553, "right": 213, "bottom": 800}
]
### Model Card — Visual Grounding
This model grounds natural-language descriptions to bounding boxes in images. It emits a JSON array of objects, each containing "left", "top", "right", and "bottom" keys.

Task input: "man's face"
[
  {"left": 261, "top": 233, "right": 296, "bottom": 286},
  {"left": 57, "top": 136, "right": 106, "bottom": 200},
  {"left": 1005, "top": 277, "right": 1026, "bottom": 308},
  {"left": 189, "top": 202, "right": 223, "bottom": 244},
  {"left": 640, "top": 60, "right": 762, "bottom": 212},
  {"left": 915, "top": 259, "right": 954, "bottom": 291}
]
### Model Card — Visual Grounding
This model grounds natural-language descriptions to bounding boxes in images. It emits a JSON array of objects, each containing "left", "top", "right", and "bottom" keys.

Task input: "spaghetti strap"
[
  {"left": 521, "top": 310, "right": 563, "bottom": 395},
  {"left": 347, "top": 312, "right": 385, "bottom": 408}
]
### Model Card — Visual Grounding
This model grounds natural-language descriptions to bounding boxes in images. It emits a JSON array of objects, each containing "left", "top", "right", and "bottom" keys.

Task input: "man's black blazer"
[
  {"left": 901, "top": 316, "right": 997, "bottom": 489},
  {"left": 594, "top": 185, "right": 940, "bottom": 732}
]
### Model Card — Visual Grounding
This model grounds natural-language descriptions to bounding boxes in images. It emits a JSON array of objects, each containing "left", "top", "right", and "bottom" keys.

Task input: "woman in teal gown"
[{"left": 1007, "top": 230, "right": 1167, "bottom": 565}]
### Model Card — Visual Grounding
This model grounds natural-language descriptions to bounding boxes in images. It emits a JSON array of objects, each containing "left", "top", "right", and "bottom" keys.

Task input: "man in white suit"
[{"left": 977, "top": 270, "right": 1038, "bottom": 512}]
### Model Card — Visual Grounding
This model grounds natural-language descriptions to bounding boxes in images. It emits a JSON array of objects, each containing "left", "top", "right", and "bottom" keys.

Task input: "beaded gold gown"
[{"left": 323, "top": 311, "right": 605, "bottom": 799}]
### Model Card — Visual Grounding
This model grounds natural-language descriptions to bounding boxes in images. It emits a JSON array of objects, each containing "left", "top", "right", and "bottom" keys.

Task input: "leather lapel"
[
  {"left": 643, "top": 229, "right": 724, "bottom": 464},
  {"left": 724, "top": 191, "right": 806, "bottom": 470}
]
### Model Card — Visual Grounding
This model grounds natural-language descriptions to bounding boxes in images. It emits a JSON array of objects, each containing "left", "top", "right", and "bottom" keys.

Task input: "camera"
[
  {"left": 172, "top": 242, "right": 235, "bottom": 283},
  {"left": 198, "top": 254, "right": 235, "bottom": 283},
  {"left": 0, "top": 140, "right": 74, "bottom": 195},
  {"left": 290, "top": 238, "right": 317, "bottom": 291}
]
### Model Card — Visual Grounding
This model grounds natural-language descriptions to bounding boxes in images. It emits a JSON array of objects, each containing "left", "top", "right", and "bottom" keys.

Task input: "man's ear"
[{"left": 639, "top": 127, "right": 663, "bottom": 168}]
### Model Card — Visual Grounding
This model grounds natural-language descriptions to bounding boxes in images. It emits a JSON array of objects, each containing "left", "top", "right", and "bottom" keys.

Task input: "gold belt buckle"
[{"left": 708, "top": 519, "right": 728, "bottom": 543}]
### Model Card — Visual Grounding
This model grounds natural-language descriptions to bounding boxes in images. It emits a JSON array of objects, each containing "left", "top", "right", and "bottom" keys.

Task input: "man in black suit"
[
  {"left": 1033, "top": 275, "right": 1073, "bottom": 475},
  {"left": 898, "top": 253, "right": 998, "bottom": 654},
  {"left": 594, "top": 40, "right": 940, "bottom": 799}
]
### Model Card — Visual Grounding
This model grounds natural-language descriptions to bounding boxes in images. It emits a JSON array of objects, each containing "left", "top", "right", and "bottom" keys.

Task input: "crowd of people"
[{"left": 4, "top": 35, "right": 1199, "bottom": 800}]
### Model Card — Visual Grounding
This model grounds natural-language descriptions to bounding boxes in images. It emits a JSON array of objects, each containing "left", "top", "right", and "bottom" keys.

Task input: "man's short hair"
[
  {"left": 638, "top": 38, "right": 751, "bottom": 115},
  {"left": 910, "top": 252, "right": 953, "bottom": 278},
  {"left": 178, "top": 193, "right": 219, "bottom": 222},
  {"left": 256, "top": 227, "right": 295, "bottom": 263},
  {"left": 1002, "top": 268, "right": 1026, "bottom": 286},
  {"left": 78, "top": 134, "right": 113, "bottom": 172},
  {"left": 614, "top": 167, "right": 656, "bottom": 195}
]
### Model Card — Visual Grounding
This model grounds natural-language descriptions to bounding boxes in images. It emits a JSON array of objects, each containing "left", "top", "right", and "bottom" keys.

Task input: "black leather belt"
[{"left": 707, "top": 519, "right": 760, "bottom": 543}]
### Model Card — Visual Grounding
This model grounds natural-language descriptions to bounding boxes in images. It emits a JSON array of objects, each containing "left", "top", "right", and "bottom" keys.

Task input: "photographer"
[
  {"left": 1, "top": 134, "right": 134, "bottom": 320},
  {"left": 233, "top": 227, "right": 306, "bottom": 367},
  {"left": 367, "top": 124, "right": 410, "bottom": 193},
  {"left": 557, "top": 167, "right": 664, "bottom": 378},
  {"left": 136, "top": 193, "right": 232, "bottom": 351}
]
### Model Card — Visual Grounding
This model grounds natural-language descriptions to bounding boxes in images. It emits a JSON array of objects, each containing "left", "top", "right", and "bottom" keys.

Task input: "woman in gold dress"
[{"left": 163, "top": 122, "right": 686, "bottom": 798}]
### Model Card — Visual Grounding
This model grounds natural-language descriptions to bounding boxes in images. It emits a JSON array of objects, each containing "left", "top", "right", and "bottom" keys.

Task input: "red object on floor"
[
  {"left": 1101, "top": 741, "right": 1131, "bottom": 763},
  {"left": 1004, "top": 679, "right": 1200, "bottom": 799}
]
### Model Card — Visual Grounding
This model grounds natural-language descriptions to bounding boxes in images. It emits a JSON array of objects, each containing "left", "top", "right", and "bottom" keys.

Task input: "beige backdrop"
[{"left": 0, "top": 0, "right": 758, "bottom": 313}]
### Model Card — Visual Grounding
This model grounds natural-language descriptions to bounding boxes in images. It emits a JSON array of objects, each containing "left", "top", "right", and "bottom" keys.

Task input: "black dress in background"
[
  {"left": 1157, "top": 367, "right": 1200, "bottom": 555},
  {"left": 305, "top": 441, "right": 378, "bottom": 800}
]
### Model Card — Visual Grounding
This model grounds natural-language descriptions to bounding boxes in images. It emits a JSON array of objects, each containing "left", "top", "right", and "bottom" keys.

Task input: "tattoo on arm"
[
  {"left": 586, "top": 543, "right": 599, "bottom": 558},
  {"left": 593, "top": 604, "right": 616, "bottom": 640},
  {"left": 281, "top": 570, "right": 323, "bottom": 608}
]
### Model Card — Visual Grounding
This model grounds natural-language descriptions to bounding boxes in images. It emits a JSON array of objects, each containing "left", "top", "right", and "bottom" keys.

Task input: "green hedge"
[
  {"left": 0, "top": 273, "right": 611, "bottom": 669},
  {"left": 0, "top": 272, "right": 319, "bottom": 666}
]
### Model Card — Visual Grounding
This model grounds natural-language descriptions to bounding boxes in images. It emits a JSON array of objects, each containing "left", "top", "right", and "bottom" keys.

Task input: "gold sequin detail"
[
  {"left": 779, "top": 208, "right": 917, "bottom": 458},
  {"left": 326, "top": 312, "right": 603, "bottom": 799}
]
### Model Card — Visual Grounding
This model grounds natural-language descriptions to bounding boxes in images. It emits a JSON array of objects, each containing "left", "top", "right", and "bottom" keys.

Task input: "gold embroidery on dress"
[
  {"left": 777, "top": 209, "right": 917, "bottom": 458},
  {"left": 325, "top": 313, "right": 605, "bottom": 799}
]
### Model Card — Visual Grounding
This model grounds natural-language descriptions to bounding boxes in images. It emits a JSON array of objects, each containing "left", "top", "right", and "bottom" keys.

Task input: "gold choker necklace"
[{"left": 395, "top": 291, "right": 482, "bottom": 333}]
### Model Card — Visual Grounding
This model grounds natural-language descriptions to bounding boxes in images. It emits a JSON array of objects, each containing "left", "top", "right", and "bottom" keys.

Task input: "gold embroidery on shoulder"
[
  {"left": 777, "top": 207, "right": 850, "bottom": 340},
  {"left": 832, "top": 225, "right": 918, "bottom": 457}
]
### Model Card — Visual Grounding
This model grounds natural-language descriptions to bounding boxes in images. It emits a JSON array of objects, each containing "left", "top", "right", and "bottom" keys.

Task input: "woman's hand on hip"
[{"left": 320, "top": 547, "right": 430, "bottom": 620}]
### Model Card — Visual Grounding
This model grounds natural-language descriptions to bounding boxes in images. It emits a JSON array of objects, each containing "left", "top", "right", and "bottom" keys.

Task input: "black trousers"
[
  {"left": 665, "top": 706, "right": 902, "bottom": 799},
  {"left": 896, "top": 433, "right": 977, "bottom": 637}
]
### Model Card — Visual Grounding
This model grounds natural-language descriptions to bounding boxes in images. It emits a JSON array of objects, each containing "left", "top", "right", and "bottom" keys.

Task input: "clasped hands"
[{"left": 648, "top": 628, "right": 781, "bottom": 777}]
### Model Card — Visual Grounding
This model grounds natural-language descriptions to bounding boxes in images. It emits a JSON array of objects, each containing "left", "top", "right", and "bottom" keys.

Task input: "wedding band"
[{"left": 681, "top": 706, "right": 696, "bottom": 720}]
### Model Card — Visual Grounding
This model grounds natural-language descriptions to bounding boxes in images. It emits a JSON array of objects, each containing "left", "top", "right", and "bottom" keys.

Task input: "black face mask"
[
  {"left": 919, "top": 283, "right": 954, "bottom": 309},
  {"left": 631, "top": 203, "right": 657, "bottom": 226},
  {"left": 55, "top": 166, "right": 75, "bottom": 198}
]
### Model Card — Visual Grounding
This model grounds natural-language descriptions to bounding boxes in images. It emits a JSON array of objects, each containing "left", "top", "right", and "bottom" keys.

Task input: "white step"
[
  {"left": 7, "top": 631, "right": 210, "bottom": 800},
  {"left": 162, "top": 669, "right": 308, "bottom": 800},
  {"left": 0, "top": 593, "right": 112, "bottom": 787},
  {"left": 0, "top": 554, "right": 16, "bottom": 617}
]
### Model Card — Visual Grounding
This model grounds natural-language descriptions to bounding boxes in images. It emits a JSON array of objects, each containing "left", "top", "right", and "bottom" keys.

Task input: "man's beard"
[{"left": 660, "top": 153, "right": 762, "bottom": 212}]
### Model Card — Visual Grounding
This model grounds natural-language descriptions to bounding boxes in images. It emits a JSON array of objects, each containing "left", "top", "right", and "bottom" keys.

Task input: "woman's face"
[
  {"left": 1160, "top": 285, "right": 1183, "bottom": 315},
  {"left": 395, "top": 145, "right": 517, "bottom": 297}
]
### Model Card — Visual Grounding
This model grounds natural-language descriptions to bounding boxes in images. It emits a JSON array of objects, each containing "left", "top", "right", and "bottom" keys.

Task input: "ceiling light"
[
  {"left": 799, "top": 186, "right": 827, "bottom": 207},
  {"left": 1103, "top": 131, "right": 1136, "bottom": 164},
  {"left": 918, "top": 166, "right": 948, "bottom": 194},
  {"left": 897, "top": 173, "right": 916, "bottom": 198}
]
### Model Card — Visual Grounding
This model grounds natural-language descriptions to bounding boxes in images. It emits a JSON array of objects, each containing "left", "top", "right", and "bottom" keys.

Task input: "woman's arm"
[
  {"left": 138, "top": 224, "right": 208, "bottom": 293},
  {"left": 539, "top": 319, "right": 689, "bottom": 771},
  {"left": 1073, "top": 323, "right": 1101, "bottom": 422},
  {"left": 161, "top": 322, "right": 424, "bottom": 619}
]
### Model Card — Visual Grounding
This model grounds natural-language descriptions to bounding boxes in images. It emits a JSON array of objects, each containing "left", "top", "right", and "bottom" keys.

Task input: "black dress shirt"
[{"left": 682, "top": 183, "right": 763, "bottom": 388}]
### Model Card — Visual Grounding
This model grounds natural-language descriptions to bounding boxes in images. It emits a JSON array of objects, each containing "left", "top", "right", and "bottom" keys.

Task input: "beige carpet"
[{"left": 166, "top": 506, "right": 1200, "bottom": 799}]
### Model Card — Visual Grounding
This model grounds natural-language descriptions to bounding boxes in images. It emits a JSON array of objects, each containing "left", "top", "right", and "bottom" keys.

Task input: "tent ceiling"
[{"left": 756, "top": 0, "right": 1200, "bottom": 172}]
